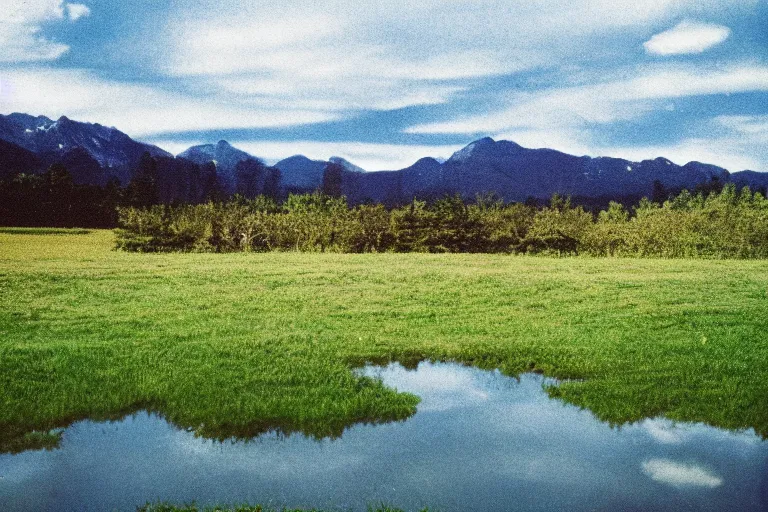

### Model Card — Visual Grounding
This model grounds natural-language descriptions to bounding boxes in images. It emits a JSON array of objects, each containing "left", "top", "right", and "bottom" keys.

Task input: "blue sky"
[{"left": 1, "top": 0, "right": 766, "bottom": 171}]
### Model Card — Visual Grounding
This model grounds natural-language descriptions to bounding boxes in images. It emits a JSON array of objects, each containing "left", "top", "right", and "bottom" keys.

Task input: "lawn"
[{"left": 1, "top": 230, "right": 767, "bottom": 452}]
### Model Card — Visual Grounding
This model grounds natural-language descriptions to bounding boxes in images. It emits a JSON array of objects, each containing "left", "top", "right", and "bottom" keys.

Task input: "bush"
[{"left": 116, "top": 189, "right": 768, "bottom": 258}]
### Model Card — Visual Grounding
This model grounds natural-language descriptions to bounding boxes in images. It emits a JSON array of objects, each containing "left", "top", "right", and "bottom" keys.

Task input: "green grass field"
[{"left": 1, "top": 230, "right": 767, "bottom": 452}]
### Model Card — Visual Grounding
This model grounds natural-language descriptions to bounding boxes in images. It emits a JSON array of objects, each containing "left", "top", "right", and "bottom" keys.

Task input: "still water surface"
[{"left": 1, "top": 362, "right": 766, "bottom": 511}]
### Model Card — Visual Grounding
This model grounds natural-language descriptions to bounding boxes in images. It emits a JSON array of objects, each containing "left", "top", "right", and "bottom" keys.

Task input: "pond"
[{"left": 1, "top": 362, "right": 766, "bottom": 511}]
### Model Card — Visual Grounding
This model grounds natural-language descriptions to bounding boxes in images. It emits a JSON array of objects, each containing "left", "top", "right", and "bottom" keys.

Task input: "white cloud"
[
  {"left": 0, "top": 0, "right": 65, "bottom": 23},
  {"left": 595, "top": 114, "right": 768, "bottom": 171},
  {"left": 165, "top": 0, "right": 754, "bottom": 74},
  {"left": 169, "top": 37, "right": 489, "bottom": 113},
  {"left": 0, "top": 26, "right": 70, "bottom": 62},
  {"left": 156, "top": 0, "right": 757, "bottom": 117},
  {"left": 593, "top": 137, "right": 765, "bottom": 172},
  {"left": 641, "top": 459, "right": 723, "bottom": 488},
  {"left": 213, "top": 76, "right": 466, "bottom": 112},
  {"left": 492, "top": 128, "right": 595, "bottom": 157},
  {"left": 644, "top": 20, "right": 731, "bottom": 56},
  {"left": 0, "top": 68, "right": 340, "bottom": 138},
  {"left": 0, "top": 1, "right": 90, "bottom": 62},
  {"left": 170, "top": 16, "right": 344, "bottom": 76},
  {"left": 407, "top": 64, "right": 768, "bottom": 135},
  {"left": 66, "top": 3, "right": 91, "bottom": 21},
  {"left": 233, "top": 141, "right": 465, "bottom": 171},
  {"left": 641, "top": 419, "right": 686, "bottom": 444},
  {"left": 359, "top": 362, "right": 491, "bottom": 412},
  {"left": 715, "top": 114, "right": 768, "bottom": 140}
]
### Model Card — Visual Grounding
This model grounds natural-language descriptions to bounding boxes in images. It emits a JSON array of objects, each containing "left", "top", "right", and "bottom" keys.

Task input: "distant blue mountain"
[
  {"left": 731, "top": 170, "right": 768, "bottom": 190},
  {"left": 340, "top": 138, "right": 736, "bottom": 204},
  {"left": 274, "top": 155, "right": 327, "bottom": 191},
  {"left": 274, "top": 155, "right": 367, "bottom": 192}
]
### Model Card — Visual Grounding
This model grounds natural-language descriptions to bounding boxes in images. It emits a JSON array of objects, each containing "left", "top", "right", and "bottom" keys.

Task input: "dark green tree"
[
  {"left": 127, "top": 153, "right": 159, "bottom": 207},
  {"left": 42, "top": 164, "right": 75, "bottom": 226},
  {"left": 235, "top": 159, "right": 265, "bottom": 199},
  {"left": 321, "top": 162, "right": 344, "bottom": 198},
  {"left": 201, "top": 162, "right": 223, "bottom": 203},
  {"left": 263, "top": 167, "right": 282, "bottom": 201},
  {"left": 651, "top": 180, "right": 667, "bottom": 204}
]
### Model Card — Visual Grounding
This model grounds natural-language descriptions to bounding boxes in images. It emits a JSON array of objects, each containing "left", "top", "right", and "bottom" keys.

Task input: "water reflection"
[{"left": 1, "top": 362, "right": 766, "bottom": 511}]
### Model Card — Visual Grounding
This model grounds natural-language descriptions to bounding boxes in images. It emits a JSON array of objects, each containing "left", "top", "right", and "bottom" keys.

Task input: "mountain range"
[
  {"left": 0, "top": 113, "right": 171, "bottom": 185},
  {"left": 1, "top": 112, "right": 766, "bottom": 204}
]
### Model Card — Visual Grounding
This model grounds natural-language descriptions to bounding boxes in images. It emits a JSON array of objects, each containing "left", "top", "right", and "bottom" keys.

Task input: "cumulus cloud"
[
  {"left": 0, "top": 1, "right": 90, "bottom": 62},
  {"left": 641, "top": 459, "right": 723, "bottom": 488},
  {"left": 66, "top": 3, "right": 91, "bottom": 21},
  {"left": 0, "top": 0, "right": 65, "bottom": 22},
  {"left": 644, "top": 21, "right": 731, "bottom": 56}
]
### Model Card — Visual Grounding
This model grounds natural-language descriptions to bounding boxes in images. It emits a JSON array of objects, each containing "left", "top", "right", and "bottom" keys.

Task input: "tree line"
[
  {"left": 0, "top": 153, "right": 282, "bottom": 228},
  {"left": 115, "top": 185, "right": 768, "bottom": 258}
]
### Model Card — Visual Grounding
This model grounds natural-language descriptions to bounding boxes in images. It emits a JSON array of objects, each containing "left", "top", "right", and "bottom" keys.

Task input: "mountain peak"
[
  {"left": 7, "top": 113, "right": 54, "bottom": 127},
  {"left": 178, "top": 141, "right": 256, "bottom": 193},
  {"left": 448, "top": 137, "right": 502, "bottom": 163},
  {"left": 278, "top": 154, "right": 313, "bottom": 164},
  {"left": 329, "top": 156, "right": 367, "bottom": 173}
]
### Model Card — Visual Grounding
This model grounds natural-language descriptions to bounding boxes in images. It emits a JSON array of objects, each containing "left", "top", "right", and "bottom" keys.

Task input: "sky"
[{"left": 0, "top": 0, "right": 766, "bottom": 171}]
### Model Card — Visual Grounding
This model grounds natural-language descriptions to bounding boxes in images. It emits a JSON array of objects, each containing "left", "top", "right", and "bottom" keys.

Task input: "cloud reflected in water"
[{"left": 642, "top": 459, "right": 723, "bottom": 488}]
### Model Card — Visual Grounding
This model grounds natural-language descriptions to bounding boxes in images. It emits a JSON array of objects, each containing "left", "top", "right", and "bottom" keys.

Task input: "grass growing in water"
[
  {"left": 1, "top": 230, "right": 767, "bottom": 452},
  {"left": 0, "top": 429, "right": 63, "bottom": 454}
]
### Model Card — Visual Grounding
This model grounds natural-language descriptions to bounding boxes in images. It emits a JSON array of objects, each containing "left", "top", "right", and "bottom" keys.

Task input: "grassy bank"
[{"left": 1, "top": 230, "right": 767, "bottom": 451}]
